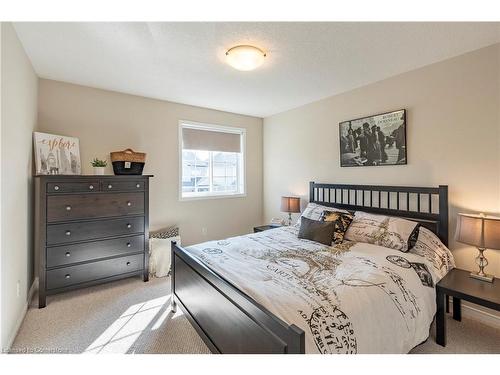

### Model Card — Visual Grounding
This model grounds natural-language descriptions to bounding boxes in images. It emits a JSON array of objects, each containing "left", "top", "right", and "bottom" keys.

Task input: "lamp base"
[{"left": 470, "top": 271, "right": 494, "bottom": 283}]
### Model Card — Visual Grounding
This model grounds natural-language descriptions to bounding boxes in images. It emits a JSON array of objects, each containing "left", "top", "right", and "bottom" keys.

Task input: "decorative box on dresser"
[{"left": 35, "top": 175, "right": 153, "bottom": 308}]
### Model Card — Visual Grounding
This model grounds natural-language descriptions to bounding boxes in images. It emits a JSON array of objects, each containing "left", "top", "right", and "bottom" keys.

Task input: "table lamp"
[
  {"left": 455, "top": 213, "right": 500, "bottom": 282},
  {"left": 281, "top": 196, "right": 301, "bottom": 226}
]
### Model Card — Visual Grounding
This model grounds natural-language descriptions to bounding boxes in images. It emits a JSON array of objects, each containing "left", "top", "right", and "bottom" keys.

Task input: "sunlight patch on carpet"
[{"left": 84, "top": 294, "right": 171, "bottom": 354}]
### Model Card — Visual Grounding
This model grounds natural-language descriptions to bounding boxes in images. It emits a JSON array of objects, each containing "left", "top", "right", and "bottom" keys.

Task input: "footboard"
[{"left": 170, "top": 242, "right": 305, "bottom": 354}]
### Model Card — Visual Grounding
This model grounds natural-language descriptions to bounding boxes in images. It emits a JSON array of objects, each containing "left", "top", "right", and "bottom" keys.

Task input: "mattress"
[{"left": 184, "top": 225, "right": 455, "bottom": 354}]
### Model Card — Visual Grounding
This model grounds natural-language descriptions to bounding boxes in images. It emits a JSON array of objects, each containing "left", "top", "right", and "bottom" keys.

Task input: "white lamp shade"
[
  {"left": 455, "top": 213, "right": 500, "bottom": 250},
  {"left": 483, "top": 217, "right": 500, "bottom": 249}
]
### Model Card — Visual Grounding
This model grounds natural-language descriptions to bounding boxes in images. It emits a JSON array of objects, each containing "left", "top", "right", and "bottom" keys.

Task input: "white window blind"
[
  {"left": 182, "top": 127, "right": 241, "bottom": 153},
  {"left": 179, "top": 121, "right": 245, "bottom": 200}
]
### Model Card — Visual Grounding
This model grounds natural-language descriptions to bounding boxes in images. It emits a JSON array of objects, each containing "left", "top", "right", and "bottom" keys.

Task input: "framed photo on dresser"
[
  {"left": 339, "top": 109, "right": 406, "bottom": 167},
  {"left": 33, "top": 132, "right": 81, "bottom": 175}
]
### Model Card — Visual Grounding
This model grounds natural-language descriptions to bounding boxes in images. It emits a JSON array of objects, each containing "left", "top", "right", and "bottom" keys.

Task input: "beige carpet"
[
  {"left": 12, "top": 277, "right": 210, "bottom": 354},
  {"left": 11, "top": 276, "right": 500, "bottom": 354}
]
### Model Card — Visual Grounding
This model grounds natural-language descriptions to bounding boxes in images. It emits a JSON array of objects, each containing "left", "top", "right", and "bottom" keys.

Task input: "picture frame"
[
  {"left": 33, "top": 132, "right": 81, "bottom": 175},
  {"left": 339, "top": 109, "right": 406, "bottom": 167}
]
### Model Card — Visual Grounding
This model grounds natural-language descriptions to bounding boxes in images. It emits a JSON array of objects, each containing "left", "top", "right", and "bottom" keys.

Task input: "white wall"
[
  {"left": 2, "top": 26, "right": 499, "bottom": 346},
  {"left": 0, "top": 23, "right": 38, "bottom": 350},
  {"left": 264, "top": 44, "right": 500, "bottom": 278},
  {"left": 0, "top": 21, "right": 3, "bottom": 350},
  {"left": 38, "top": 79, "right": 263, "bottom": 246}
]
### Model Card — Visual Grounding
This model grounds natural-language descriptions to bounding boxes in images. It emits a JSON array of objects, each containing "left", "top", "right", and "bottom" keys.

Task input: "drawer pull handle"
[
  {"left": 136, "top": 184, "right": 141, "bottom": 188},
  {"left": 66, "top": 206, "right": 72, "bottom": 211},
  {"left": 127, "top": 224, "right": 132, "bottom": 229},
  {"left": 126, "top": 242, "right": 131, "bottom": 247},
  {"left": 127, "top": 201, "right": 132, "bottom": 207},
  {"left": 65, "top": 274, "right": 71, "bottom": 279},
  {"left": 65, "top": 230, "right": 71, "bottom": 236},
  {"left": 108, "top": 184, "right": 113, "bottom": 189},
  {"left": 126, "top": 262, "right": 131, "bottom": 266},
  {"left": 65, "top": 252, "right": 71, "bottom": 257},
  {"left": 54, "top": 185, "right": 60, "bottom": 191},
  {"left": 89, "top": 185, "right": 94, "bottom": 190}
]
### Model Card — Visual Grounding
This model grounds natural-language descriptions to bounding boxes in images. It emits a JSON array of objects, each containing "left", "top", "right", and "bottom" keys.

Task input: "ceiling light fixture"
[{"left": 225, "top": 45, "right": 266, "bottom": 71}]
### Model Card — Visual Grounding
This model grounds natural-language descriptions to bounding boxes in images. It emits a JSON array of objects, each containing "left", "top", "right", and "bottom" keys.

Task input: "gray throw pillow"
[{"left": 298, "top": 216, "right": 335, "bottom": 245}]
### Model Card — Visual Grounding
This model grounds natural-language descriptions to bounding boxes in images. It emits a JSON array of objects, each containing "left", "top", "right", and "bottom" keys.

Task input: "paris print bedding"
[{"left": 184, "top": 225, "right": 455, "bottom": 354}]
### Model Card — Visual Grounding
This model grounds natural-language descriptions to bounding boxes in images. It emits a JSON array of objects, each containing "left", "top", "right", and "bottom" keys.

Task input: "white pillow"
[
  {"left": 411, "top": 227, "right": 455, "bottom": 279},
  {"left": 149, "top": 236, "right": 181, "bottom": 278},
  {"left": 344, "top": 211, "right": 419, "bottom": 252},
  {"left": 296, "top": 202, "right": 350, "bottom": 226}
]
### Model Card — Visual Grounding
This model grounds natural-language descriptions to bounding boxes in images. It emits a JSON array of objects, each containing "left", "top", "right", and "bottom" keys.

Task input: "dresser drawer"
[
  {"left": 47, "top": 181, "right": 100, "bottom": 194},
  {"left": 101, "top": 180, "right": 145, "bottom": 192},
  {"left": 47, "top": 216, "right": 144, "bottom": 245},
  {"left": 46, "top": 235, "right": 144, "bottom": 268},
  {"left": 46, "top": 254, "right": 144, "bottom": 290},
  {"left": 47, "top": 192, "right": 144, "bottom": 222}
]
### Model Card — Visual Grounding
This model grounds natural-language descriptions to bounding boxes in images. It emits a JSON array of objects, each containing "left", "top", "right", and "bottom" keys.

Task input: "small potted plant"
[{"left": 91, "top": 158, "right": 107, "bottom": 175}]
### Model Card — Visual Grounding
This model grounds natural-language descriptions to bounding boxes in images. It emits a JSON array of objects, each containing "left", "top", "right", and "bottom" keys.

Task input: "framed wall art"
[
  {"left": 339, "top": 109, "right": 406, "bottom": 167},
  {"left": 33, "top": 132, "right": 81, "bottom": 175}
]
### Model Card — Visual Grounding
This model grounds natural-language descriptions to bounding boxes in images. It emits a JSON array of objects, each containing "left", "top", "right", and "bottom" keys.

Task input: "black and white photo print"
[{"left": 339, "top": 109, "right": 406, "bottom": 167}]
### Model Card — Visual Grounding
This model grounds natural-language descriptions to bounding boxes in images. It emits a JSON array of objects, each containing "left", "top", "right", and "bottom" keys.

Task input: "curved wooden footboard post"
[{"left": 170, "top": 241, "right": 305, "bottom": 354}]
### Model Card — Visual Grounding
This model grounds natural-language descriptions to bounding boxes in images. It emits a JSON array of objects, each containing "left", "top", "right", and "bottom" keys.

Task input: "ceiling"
[{"left": 13, "top": 22, "right": 500, "bottom": 117}]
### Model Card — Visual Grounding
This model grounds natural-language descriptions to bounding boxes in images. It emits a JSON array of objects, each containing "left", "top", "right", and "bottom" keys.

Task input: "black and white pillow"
[
  {"left": 296, "top": 203, "right": 349, "bottom": 226},
  {"left": 411, "top": 227, "right": 455, "bottom": 277},
  {"left": 319, "top": 210, "right": 354, "bottom": 244},
  {"left": 344, "top": 211, "right": 420, "bottom": 252}
]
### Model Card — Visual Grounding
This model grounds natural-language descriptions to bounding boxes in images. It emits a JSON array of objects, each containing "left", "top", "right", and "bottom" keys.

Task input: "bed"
[{"left": 170, "top": 182, "right": 453, "bottom": 354}]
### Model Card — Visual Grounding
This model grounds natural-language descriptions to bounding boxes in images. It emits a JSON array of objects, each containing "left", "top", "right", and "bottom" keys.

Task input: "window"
[{"left": 180, "top": 121, "right": 245, "bottom": 200}]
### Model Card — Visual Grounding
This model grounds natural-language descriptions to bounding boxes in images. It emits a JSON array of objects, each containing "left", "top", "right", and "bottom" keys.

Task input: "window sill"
[{"left": 179, "top": 192, "right": 247, "bottom": 202}]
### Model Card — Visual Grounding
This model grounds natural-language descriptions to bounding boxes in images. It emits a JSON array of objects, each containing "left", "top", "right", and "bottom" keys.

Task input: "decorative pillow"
[
  {"left": 411, "top": 227, "right": 455, "bottom": 279},
  {"left": 296, "top": 202, "right": 350, "bottom": 226},
  {"left": 149, "top": 227, "right": 180, "bottom": 278},
  {"left": 344, "top": 211, "right": 420, "bottom": 252},
  {"left": 319, "top": 210, "right": 354, "bottom": 244},
  {"left": 298, "top": 216, "right": 335, "bottom": 246}
]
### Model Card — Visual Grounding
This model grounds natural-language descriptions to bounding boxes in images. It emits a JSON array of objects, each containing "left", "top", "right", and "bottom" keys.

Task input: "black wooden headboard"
[{"left": 309, "top": 182, "right": 449, "bottom": 246}]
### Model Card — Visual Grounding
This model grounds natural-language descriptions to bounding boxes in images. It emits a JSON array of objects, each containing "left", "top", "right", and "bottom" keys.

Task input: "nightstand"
[
  {"left": 435, "top": 268, "right": 500, "bottom": 346},
  {"left": 253, "top": 225, "right": 281, "bottom": 233}
]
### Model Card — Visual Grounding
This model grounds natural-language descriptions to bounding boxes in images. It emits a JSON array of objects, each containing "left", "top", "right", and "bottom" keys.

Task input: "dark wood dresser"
[{"left": 35, "top": 175, "right": 153, "bottom": 308}]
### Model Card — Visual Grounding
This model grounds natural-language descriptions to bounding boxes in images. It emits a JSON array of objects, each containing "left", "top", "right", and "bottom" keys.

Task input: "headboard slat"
[{"left": 309, "top": 182, "right": 449, "bottom": 246}]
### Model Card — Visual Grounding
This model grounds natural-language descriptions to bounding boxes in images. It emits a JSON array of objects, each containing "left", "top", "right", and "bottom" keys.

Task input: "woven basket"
[{"left": 110, "top": 148, "right": 146, "bottom": 163}]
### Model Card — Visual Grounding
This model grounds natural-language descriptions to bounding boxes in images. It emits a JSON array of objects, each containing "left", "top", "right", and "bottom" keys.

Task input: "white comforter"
[{"left": 185, "top": 226, "right": 454, "bottom": 354}]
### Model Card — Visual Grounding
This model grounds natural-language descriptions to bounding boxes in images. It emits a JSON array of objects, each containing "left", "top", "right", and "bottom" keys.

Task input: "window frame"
[{"left": 178, "top": 120, "right": 247, "bottom": 201}]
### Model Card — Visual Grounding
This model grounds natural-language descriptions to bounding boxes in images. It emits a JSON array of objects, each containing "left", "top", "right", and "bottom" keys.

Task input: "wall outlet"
[
  {"left": 16, "top": 281, "right": 20, "bottom": 297},
  {"left": 201, "top": 227, "right": 208, "bottom": 236}
]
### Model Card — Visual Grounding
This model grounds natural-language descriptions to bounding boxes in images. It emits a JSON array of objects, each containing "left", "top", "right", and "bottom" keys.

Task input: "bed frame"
[{"left": 170, "top": 182, "right": 449, "bottom": 354}]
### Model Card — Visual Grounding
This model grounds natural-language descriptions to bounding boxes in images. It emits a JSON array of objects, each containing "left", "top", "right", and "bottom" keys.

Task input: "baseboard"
[
  {"left": 448, "top": 299, "right": 500, "bottom": 329},
  {"left": 462, "top": 303, "right": 500, "bottom": 329},
  {"left": 3, "top": 303, "right": 28, "bottom": 353},
  {"left": 3, "top": 278, "right": 38, "bottom": 352}
]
